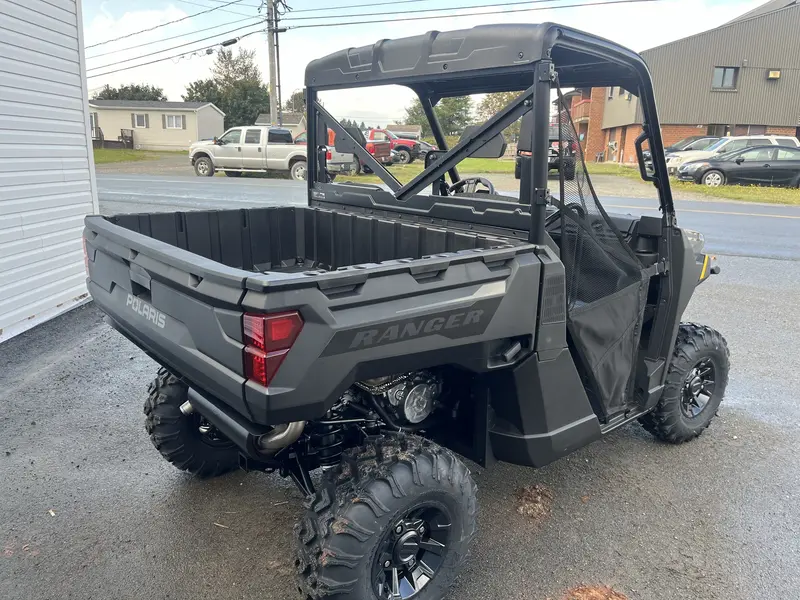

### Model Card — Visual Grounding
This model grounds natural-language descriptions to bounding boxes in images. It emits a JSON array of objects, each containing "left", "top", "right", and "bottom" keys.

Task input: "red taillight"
[
  {"left": 366, "top": 142, "right": 375, "bottom": 154},
  {"left": 243, "top": 312, "right": 303, "bottom": 387},
  {"left": 326, "top": 150, "right": 332, "bottom": 161}
]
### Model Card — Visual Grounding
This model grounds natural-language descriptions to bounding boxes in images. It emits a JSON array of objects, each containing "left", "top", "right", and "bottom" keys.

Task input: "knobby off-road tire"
[
  {"left": 143, "top": 368, "right": 239, "bottom": 478},
  {"left": 295, "top": 433, "right": 477, "bottom": 600},
  {"left": 640, "top": 323, "right": 730, "bottom": 443}
]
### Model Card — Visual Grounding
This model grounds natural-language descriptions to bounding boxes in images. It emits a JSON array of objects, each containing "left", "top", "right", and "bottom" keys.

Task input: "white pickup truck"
[{"left": 189, "top": 126, "right": 354, "bottom": 181}]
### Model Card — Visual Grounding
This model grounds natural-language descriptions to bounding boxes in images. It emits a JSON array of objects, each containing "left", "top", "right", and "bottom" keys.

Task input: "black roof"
[{"left": 305, "top": 23, "right": 647, "bottom": 95}]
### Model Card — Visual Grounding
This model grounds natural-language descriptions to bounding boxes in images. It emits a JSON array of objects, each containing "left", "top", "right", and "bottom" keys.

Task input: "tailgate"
[{"left": 83, "top": 215, "right": 254, "bottom": 419}]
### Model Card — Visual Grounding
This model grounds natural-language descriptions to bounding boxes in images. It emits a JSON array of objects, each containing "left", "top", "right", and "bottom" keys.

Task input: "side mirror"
[
  {"left": 213, "top": 136, "right": 219, "bottom": 144},
  {"left": 735, "top": 156, "right": 745, "bottom": 164},
  {"left": 457, "top": 125, "right": 507, "bottom": 159}
]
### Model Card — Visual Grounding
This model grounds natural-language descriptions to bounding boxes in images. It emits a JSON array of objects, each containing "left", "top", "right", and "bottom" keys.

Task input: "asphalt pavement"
[
  {"left": 1, "top": 174, "right": 799, "bottom": 600},
  {"left": 97, "top": 174, "right": 800, "bottom": 261}
]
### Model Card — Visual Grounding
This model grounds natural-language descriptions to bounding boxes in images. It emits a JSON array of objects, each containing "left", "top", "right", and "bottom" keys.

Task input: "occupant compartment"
[{"left": 108, "top": 206, "right": 517, "bottom": 273}]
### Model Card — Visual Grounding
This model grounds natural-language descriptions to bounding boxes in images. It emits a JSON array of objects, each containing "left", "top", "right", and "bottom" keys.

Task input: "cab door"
[
  {"left": 214, "top": 128, "right": 243, "bottom": 168},
  {"left": 241, "top": 128, "right": 266, "bottom": 169},
  {"left": 265, "top": 128, "right": 295, "bottom": 170}
]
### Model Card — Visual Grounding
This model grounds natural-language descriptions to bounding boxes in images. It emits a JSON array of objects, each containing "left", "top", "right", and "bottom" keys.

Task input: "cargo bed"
[{"left": 84, "top": 205, "right": 541, "bottom": 425}]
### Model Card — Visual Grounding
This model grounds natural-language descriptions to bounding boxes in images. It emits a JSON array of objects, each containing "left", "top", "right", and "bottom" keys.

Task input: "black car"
[{"left": 677, "top": 145, "right": 800, "bottom": 187}]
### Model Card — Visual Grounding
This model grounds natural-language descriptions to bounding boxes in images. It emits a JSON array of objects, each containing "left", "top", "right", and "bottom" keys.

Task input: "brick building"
[{"left": 574, "top": 0, "right": 800, "bottom": 163}]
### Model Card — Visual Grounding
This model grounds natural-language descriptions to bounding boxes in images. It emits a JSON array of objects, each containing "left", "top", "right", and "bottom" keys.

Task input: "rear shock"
[{"left": 314, "top": 423, "right": 344, "bottom": 468}]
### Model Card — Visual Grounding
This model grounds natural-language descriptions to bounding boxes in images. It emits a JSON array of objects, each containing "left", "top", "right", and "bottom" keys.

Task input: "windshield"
[
  {"left": 385, "top": 130, "right": 398, "bottom": 139},
  {"left": 691, "top": 138, "right": 718, "bottom": 150},
  {"left": 672, "top": 137, "right": 701, "bottom": 150},
  {"left": 705, "top": 138, "right": 730, "bottom": 152}
]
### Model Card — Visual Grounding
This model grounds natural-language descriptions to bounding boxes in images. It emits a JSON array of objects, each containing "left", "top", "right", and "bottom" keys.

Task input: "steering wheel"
[{"left": 448, "top": 177, "right": 495, "bottom": 195}]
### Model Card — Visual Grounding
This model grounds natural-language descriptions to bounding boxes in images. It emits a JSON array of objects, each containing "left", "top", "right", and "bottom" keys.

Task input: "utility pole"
[{"left": 266, "top": 0, "right": 278, "bottom": 125}]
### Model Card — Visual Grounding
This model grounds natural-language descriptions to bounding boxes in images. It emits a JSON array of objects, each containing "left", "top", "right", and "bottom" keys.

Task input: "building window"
[
  {"left": 165, "top": 115, "right": 183, "bottom": 129},
  {"left": 133, "top": 113, "right": 147, "bottom": 128},
  {"left": 607, "top": 87, "right": 614, "bottom": 99},
  {"left": 712, "top": 67, "right": 739, "bottom": 89}
]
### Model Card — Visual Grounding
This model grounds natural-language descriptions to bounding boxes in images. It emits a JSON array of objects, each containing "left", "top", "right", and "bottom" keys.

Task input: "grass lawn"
[
  {"left": 670, "top": 179, "right": 800, "bottom": 205},
  {"left": 351, "top": 158, "right": 515, "bottom": 185},
  {"left": 93, "top": 148, "right": 162, "bottom": 164}
]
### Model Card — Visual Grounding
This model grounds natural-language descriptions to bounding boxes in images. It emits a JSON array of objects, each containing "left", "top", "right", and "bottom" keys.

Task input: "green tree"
[
  {"left": 284, "top": 89, "right": 305, "bottom": 112},
  {"left": 94, "top": 83, "right": 166, "bottom": 101},
  {"left": 403, "top": 96, "right": 473, "bottom": 137},
  {"left": 359, "top": 121, "right": 366, "bottom": 130},
  {"left": 183, "top": 48, "right": 269, "bottom": 128},
  {"left": 477, "top": 92, "right": 523, "bottom": 140}
]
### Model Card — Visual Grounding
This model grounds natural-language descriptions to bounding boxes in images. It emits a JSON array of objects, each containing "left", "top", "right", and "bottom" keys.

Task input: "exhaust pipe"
[
  {"left": 186, "top": 388, "right": 305, "bottom": 458},
  {"left": 256, "top": 421, "right": 306, "bottom": 452}
]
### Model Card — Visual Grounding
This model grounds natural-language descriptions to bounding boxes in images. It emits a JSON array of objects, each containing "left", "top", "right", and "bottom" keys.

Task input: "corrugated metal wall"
[
  {"left": 0, "top": 0, "right": 98, "bottom": 340},
  {"left": 642, "top": 6, "right": 800, "bottom": 126}
]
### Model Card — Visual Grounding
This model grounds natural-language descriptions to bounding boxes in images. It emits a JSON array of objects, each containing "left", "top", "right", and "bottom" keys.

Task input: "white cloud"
[{"left": 84, "top": 0, "right": 764, "bottom": 122}]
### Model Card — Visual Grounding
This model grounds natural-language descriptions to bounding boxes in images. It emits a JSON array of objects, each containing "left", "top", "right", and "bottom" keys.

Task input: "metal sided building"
[{"left": 1, "top": 0, "right": 99, "bottom": 342}]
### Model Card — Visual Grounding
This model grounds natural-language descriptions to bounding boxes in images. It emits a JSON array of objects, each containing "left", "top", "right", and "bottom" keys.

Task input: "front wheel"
[
  {"left": 640, "top": 323, "right": 729, "bottom": 443},
  {"left": 295, "top": 433, "right": 477, "bottom": 600},
  {"left": 194, "top": 156, "right": 214, "bottom": 177},
  {"left": 144, "top": 368, "right": 239, "bottom": 477},
  {"left": 290, "top": 160, "right": 307, "bottom": 181},
  {"left": 702, "top": 170, "right": 725, "bottom": 187},
  {"left": 395, "top": 148, "right": 412, "bottom": 164}
]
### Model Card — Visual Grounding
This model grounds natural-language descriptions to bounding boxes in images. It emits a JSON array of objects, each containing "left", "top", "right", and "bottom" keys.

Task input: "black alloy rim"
[
  {"left": 681, "top": 358, "right": 716, "bottom": 418},
  {"left": 373, "top": 505, "right": 451, "bottom": 599}
]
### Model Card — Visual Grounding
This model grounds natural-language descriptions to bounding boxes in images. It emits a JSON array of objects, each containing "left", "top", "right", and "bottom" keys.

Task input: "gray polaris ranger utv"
[{"left": 84, "top": 23, "right": 728, "bottom": 600}]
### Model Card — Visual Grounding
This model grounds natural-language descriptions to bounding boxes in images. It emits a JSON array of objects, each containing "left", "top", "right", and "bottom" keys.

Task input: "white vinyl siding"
[{"left": 0, "top": 0, "right": 98, "bottom": 341}]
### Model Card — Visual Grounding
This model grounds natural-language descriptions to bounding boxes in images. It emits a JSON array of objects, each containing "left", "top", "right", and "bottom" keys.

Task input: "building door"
[{"left": 618, "top": 127, "right": 628, "bottom": 163}]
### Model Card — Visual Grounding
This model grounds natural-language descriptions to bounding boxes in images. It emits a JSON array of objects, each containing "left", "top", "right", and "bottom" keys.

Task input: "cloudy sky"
[{"left": 82, "top": 0, "right": 765, "bottom": 125}]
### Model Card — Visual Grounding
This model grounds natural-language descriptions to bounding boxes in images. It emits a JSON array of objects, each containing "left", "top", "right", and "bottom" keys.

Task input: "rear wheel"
[
  {"left": 352, "top": 160, "right": 362, "bottom": 176},
  {"left": 702, "top": 170, "right": 725, "bottom": 187},
  {"left": 291, "top": 160, "right": 307, "bottom": 181},
  {"left": 143, "top": 368, "right": 239, "bottom": 478},
  {"left": 295, "top": 433, "right": 477, "bottom": 600},
  {"left": 640, "top": 323, "right": 729, "bottom": 444}
]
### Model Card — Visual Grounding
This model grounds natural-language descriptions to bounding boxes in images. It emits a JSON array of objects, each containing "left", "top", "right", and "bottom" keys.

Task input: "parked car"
[
  {"left": 643, "top": 136, "right": 720, "bottom": 169},
  {"left": 677, "top": 145, "right": 800, "bottom": 187},
  {"left": 190, "top": 126, "right": 352, "bottom": 181},
  {"left": 665, "top": 135, "right": 800, "bottom": 173},
  {"left": 364, "top": 128, "right": 421, "bottom": 164}
]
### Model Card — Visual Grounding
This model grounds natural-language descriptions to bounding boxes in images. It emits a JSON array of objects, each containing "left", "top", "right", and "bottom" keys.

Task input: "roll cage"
[{"left": 304, "top": 23, "right": 676, "bottom": 243}]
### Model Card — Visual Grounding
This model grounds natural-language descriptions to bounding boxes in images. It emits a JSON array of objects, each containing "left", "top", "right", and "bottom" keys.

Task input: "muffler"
[{"left": 186, "top": 388, "right": 305, "bottom": 458}]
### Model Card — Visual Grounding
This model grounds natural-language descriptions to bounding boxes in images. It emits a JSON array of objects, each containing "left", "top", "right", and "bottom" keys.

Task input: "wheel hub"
[
  {"left": 374, "top": 507, "right": 450, "bottom": 599},
  {"left": 393, "top": 529, "right": 421, "bottom": 565},
  {"left": 681, "top": 359, "right": 716, "bottom": 418}
]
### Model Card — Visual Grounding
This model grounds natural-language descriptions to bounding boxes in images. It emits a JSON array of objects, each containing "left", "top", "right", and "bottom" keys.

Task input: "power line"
[
  {"left": 85, "top": 0, "right": 249, "bottom": 49},
  {"left": 282, "top": 0, "right": 583, "bottom": 21},
  {"left": 172, "top": 0, "right": 259, "bottom": 18},
  {"left": 282, "top": 0, "right": 662, "bottom": 29},
  {"left": 87, "top": 22, "right": 265, "bottom": 72},
  {"left": 289, "top": 0, "right": 434, "bottom": 12},
  {"left": 86, "top": 16, "right": 262, "bottom": 60},
  {"left": 86, "top": 29, "right": 264, "bottom": 79}
]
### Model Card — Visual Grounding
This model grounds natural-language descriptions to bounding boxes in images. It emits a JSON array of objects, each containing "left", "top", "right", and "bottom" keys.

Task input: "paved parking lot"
[{"left": 2, "top": 177, "right": 799, "bottom": 600}]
